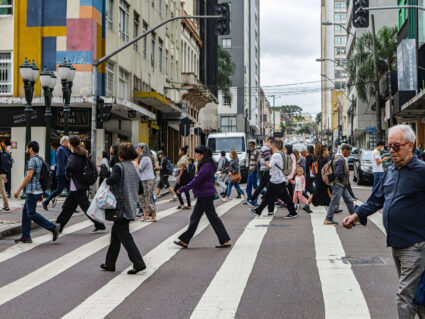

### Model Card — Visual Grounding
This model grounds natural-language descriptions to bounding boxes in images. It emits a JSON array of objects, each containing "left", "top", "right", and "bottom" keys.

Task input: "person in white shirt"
[
  {"left": 249, "top": 138, "right": 297, "bottom": 218},
  {"left": 372, "top": 141, "right": 389, "bottom": 192}
]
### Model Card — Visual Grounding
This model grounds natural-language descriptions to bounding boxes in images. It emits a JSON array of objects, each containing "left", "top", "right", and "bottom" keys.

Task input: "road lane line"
[
  {"left": 0, "top": 203, "right": 189, "bottom": 307},
  {"left": 61, "top": 200, "right": 242, "bottom": 319},
  {"left": 311, "top": 206, "right": 371, "bottom": 319},
  {"left": 0, "top": 220, "right": 93, "bottom": 264},
  {"left": 354, "top": 200, "right": 386, "bottom": 235},
  {"left": 190, "top": 215, "right": 273, "bottom": 319}
]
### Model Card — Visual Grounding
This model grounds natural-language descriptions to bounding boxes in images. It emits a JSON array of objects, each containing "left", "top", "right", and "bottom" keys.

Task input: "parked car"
[
  {"left": 353, "top": 149, "right": 374, "bottom": 185},
  {"left": 381, "top": 150, "right": 393, "bottom": 170},
  {"left": 348, "top": 147, "right": 359, "bottom": 170}
]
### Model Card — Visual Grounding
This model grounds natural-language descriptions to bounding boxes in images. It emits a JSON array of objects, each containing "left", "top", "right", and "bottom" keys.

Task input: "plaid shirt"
[{"left": 25, "top": 154, "right": 42, "bottom": 194}]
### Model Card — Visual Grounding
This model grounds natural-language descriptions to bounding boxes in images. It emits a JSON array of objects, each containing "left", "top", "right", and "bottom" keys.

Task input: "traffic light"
[
  {"left": 215, "top": 3, "right": 231, "bottom": 36},
  {"left": 180, "top": 118, "right": 192, "bottom": 137},
  {"left": 353, "top": 0, "right": 369, "bottom": 28},
  {"left": 97, "top": 97, "right": 112, "bottom": 123}
]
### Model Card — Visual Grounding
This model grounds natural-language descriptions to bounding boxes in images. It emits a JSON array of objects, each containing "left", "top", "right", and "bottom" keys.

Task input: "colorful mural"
[{"left": 14, "top": 0, "right": 105, "bottom": 97}]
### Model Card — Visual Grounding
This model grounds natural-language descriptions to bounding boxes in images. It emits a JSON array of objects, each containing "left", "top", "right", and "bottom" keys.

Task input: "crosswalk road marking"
[
  {"left": 190, "top": 214, "right": 273, "bottom": 319},
  {"left": 311, "top": 206, "right": 371, "bottom": 319},
  {"left": 354, "top": 199, "right": 386, "bottom": 235},
  {"left": 61, "top": 200, "right": 242, "bottom": 319},
  {"left": 0, "top": 220, "right": 93, "bottom": 265},
  {"left": 0, "top": 203, "right": 189, "bottom": 307}
]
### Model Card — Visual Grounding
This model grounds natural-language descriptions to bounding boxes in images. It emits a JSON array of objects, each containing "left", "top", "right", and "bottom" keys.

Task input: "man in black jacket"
[{"left": 55, "top": 136, "right": 105, "bottom": 233}]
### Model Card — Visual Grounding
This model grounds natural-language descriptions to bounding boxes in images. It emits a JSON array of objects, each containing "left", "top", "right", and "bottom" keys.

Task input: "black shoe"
[
  {"left": 1, "top": 207, "right": 10, "bottom": 212},
  {"left": 236, "top": 195, "right": 242, "bottom": 199},
  {"left": 302, "top": 205, "right": 313, "bottom": 214},
  {"left": 267, "top": 211, "right": 275, "bottom": 216},
  {"left": 284, "top": 213, "right": 298, "bottom": 219},
  {"left": 127, "top": 264, "right": 146, "bottom": 275},
  {"left": 100, "top": 264, "right": 115, "bottom": 272},
  {"left": 249, "top": 208, "right": 261, "bottom": 217},
  {"left": 14, "top": 238, "right": 32, "bottom": 244},
  {"left": 90, "top": 227, "right": 106, "bottom": 234},
  {"left": 334, "top": 209, "right": 343, "bottom": 214},
  {"left": 42, "top": 201, "right": 48, "bottom": 211},
  {"left": 52, "top": 223, "right": 60, "bottom": 242},
  {"left": 51, "top": 198, "right": 57, "bottom": 208}
]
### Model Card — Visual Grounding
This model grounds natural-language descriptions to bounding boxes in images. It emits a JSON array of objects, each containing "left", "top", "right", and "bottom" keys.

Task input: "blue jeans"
[
  {"left": 227, "top": 182, "right": 245, "bottom": 198},
  {"left": 372, "top": 172, "right": 384, "bottom": 193},
  {"left": 44, "top": 175, "right": 68, "bottom": 205},
  {"left": 326, "top": 183, "right": 355, "bottom": 221},
  {"left": 246, "top": 171, "right": 258, "bottom": 201},
  {"left": 21, "top": 193, "right": 55, "bottom": 239}
]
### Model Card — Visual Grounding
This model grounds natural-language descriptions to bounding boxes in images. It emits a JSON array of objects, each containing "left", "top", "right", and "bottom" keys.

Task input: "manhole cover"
[
  {"left": 342, "top": 256, "right": 391, "bottom": 266},
  {"left": 255, "top": 224, "right": 290, "bottom": 228}
]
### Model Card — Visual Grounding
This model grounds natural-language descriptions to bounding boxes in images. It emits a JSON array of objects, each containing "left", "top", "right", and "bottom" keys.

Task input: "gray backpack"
[{"left": 281, "top": 152, "right": 293, "bottom": 176}]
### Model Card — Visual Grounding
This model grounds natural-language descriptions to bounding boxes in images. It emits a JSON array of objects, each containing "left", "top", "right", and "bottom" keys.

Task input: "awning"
[
  {"left": 102, "top": 97, "right": 155, "bottom": 120},
  {"left": 397, "top": 90, "right": 425, "bottom": 121}
]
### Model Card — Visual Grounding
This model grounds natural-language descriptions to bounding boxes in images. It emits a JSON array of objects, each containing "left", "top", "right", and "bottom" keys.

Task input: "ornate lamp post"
[
  {"left": 40, "top": 69, "right": 56, "bottom": 164},
  {"left": 58, "top": 59, "right": 75, "bottom": 136},
  {"left": 19, "top": 58, "right": 39, "bottom": 146}
]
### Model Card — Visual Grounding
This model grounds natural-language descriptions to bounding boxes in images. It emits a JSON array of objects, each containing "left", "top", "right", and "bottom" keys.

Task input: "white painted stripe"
[
  {"left": 0, "top": 220, "right": 93, "bottom": 264},
  {"left": 0, "top": 203, "right": 188, "bottom": 306},
  {"left": 351, "top": 186, "right": 372, "bottom": 190},
  {"left": 61, "top": 200, "right": 242, "bottom": 319},
  {"left": 354, "top": 200, "right": 386, "bottom": 235},
  {"left": 190, "top": 215, "right": 272, "bottom": 319},
  {"left": 311, "top": 206, "right": 371, "bottom": 319}
]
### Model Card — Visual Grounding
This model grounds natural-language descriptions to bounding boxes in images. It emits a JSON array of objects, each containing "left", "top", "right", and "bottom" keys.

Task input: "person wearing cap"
[
  {"left": 324, "top": 143, "right": 355, "bottom": 225},
  {"left": 154, "top": 151, "right": 177, "bottom": 201}
]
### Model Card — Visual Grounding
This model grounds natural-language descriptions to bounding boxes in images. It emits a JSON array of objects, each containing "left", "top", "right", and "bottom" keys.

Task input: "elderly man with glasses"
[{"left": 343, "top": 124, "right": 425, "bottom": 319}]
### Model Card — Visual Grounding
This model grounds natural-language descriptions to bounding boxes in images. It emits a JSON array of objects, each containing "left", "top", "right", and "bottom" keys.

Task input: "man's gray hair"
[
  {"left": 60, "top": 136, "right": 69, "bottom": 144},
  {"left": 388, "top": 125, "right": 416, "bottom": 143}
]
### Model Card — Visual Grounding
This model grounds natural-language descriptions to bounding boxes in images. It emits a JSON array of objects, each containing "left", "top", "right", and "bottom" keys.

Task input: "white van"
[{"left": 206, "top": 132, "right": 248, "bottom": 182}]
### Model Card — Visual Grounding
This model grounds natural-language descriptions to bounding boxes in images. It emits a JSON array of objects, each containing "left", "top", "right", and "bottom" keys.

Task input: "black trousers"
[
  {"left": 250, "top": 171, "right": 270, "bottom": 202},
  {"left": 287, "top": 181, "right": 294, "bottom": 200},
  {"left": 256, "top": 182, "right": 297, "bottom": 215},
  {"left": 174, "top": 173, "right": 191, "bottom": 207},
  {"left": 179, "top": 196, "right": 230, "bottom": 245},
  {"left": 305, "top": 176, "right": 314, "bottom": 195},
  {"left": 105, "top": 220, "right": 145, "bottom": 268},
  {"left": 56, "top": 190, "right": 105, "bottom": 231}
]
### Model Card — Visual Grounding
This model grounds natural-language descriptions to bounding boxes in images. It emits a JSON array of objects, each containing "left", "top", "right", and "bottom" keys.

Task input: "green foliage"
[
  {"left": 346, "top": 26, "right": 398, "bottom": 103},
  {"left": 218, "top": 46, "right": 236, "bottom": 104},
  {"left": 316, "top": 112, "right": 322, "bottom": 125}
]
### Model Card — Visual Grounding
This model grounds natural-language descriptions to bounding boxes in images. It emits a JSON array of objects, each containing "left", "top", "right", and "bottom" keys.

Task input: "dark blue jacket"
[
  {"left": 56, "top": 145, "right": 70, "bottom": 177},
  {"left": 356, "top": 156, "right": 425, "bottom": 248}
]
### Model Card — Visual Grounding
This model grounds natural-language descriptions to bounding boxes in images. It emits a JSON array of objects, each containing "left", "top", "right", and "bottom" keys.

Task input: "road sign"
[{"left": 366, "top": 126, "right": 377, "bottom": 133}]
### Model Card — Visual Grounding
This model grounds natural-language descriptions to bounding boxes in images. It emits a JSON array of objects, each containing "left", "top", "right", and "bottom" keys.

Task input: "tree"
[
  {"left": 270, "top": 105, "right": 304, "bottom": 127},
  {"left": 218, "top": 46, "right": 236, "bottom": 104},
  {"left": 316, "top": 112, "right": 322, "bottom": 126}
]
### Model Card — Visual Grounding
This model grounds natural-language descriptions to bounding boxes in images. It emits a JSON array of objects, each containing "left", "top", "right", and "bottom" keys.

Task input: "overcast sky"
[{"left": 260, "top": 0, "right": 322, "bottom": 116}]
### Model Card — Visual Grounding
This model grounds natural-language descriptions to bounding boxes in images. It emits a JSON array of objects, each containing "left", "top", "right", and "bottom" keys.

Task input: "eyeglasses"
[{"left": 388, "top": 142, "right": 410, "bottom": 152}]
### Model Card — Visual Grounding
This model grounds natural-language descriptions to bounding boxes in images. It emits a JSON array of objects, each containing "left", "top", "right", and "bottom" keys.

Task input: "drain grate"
[
  {"left": 255, "top": 224, "right": 290, "bottom": 228},
  {"left": 342, "top": 256, "right": 391, "bottom": 266}
]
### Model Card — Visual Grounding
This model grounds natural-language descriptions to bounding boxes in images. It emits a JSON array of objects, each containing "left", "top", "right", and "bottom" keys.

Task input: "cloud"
[{"left": 260, "top": 0, "right": 322, "bottom": 115}]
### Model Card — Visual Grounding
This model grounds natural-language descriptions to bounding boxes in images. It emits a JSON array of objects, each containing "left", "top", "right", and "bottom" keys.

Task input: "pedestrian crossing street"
[{"left": 0, "top": 198, "right": 396, "bottom": 319}]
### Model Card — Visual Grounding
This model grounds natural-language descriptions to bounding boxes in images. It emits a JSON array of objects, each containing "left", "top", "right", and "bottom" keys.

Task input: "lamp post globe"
[
  {"left": 59, "top": 58, "right": 73, "bottom": 136},
  {"left": 20, "top": 58, "right": 38, "bottom": 146}
]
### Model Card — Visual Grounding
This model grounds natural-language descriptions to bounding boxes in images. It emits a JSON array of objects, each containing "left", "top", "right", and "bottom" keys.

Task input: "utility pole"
[
  {"left": 272, "top": 95, "right": 276, "bottom": 135},
  {"left": 371, "top": 15, "right": 383, "bottom": 141}
]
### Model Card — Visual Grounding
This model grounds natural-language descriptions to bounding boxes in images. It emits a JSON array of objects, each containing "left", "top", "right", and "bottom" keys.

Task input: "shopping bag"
[
  {"left": 87, "top": 187, "right": 106, "bottom": 223},
  {"left": 97, "top": 183, "right": 117, "bottom": 209}
]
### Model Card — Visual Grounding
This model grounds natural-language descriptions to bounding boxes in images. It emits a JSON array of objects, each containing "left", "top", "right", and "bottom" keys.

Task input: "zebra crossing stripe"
[
  {"left": 0, "top": 203, "right": 188, "bottom": 307},
  {"left": 61, "top": 200, "right": 242, "bottom": 319},
  {"left": 311, "top": 206, "right": 371, "bottom": 319},
  {"left": 0, "top": 220, "right": 93, "bottom": 265},
  {"left": 190, "top": 214, "right": 273, "bottom": 318},
  {"left": 354, "top": 200, "right": 386, "bottom": 235}
]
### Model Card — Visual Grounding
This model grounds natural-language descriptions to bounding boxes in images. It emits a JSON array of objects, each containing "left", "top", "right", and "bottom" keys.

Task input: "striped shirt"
[{"left": 25, "top": 154, "right": 42, "bottom": 194}]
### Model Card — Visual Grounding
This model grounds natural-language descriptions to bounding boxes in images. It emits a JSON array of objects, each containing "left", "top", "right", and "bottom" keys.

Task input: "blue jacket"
[
  {"left": 356, "top": 156, "right": 425, "bottom": 248},
  {"left": 56, "top": 145, "right": 70, "bottom": 177}
]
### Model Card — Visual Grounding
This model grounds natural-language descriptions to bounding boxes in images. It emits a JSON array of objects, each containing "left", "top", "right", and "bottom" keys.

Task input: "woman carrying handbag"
[
  {"left": 174, "top": 145, "right": 192, "bottom": 209},
  {"left": 101, "top": 143, "right": 146, "bottom": 275},
  {"left": 222, "top": 149, "right": 246, "bottom": 202}
]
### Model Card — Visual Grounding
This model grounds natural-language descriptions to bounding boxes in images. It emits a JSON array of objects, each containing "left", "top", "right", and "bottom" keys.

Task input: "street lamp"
[
  {"left": 19, "top": 58, "right": 39, "bottom": 146},
  {"left": 58, "top": 58, "right": 75, "bottom": 136},
  {"left": 315, "top": 58, "right": 349, "bottom": 72},
  {"left": 40, "top": 69, "right": 56, "bottom": 164}
]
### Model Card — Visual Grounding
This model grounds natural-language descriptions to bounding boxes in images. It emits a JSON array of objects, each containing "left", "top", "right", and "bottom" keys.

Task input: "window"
[
  {"left": 220, "top": 116, "right": 237, "bottom": 132},
  {"left": 119, "top": 0, "right": 129, "bottom": 42},
  {"left": 151, "top": 0, "right": 154, "bottom": 8},
  {"left": 334, "top": 13, "right": 346, "bottom": 22},
  {"left": 334, "top": 25, "right": 345, "bottom": 34},
  {"left": 158, "top": 38, "right": 163, "bottom": 72},
  {"left": 165, "top": 49, "right": 169, "bottom": 76},
  {"left": 223, "top": 96, "right": 231, "bottom": 106},
  {"left": 106, "top": 61, "right": 114, "bottom": 97},
  {"left": 0, "top": 52, "right": 12, "bottom": 94},
  {"left": 106, "top": 0, "right": 113, "bottom": 29},
  {"left": 335, "top": 47, "right": 346, "bottom": 55},
  {"left": 158, "top": 0, "right": 163, "bottom": 17},
  {"left": 151, "top": 34, "right": 156, "bottom": 67},
  {"left": 143, "top": 22, "right": 148, "bottom": 59},
  {"left": 134, "top": 12, "right": 139, "bottom": 51},
  {"left": 134, "top": 75, "right": 142, "bottom": 91},
  {"left": 222, "top": 38, "right": 232, "bottom": 49},
  {"left": 171, "top": 55, "right": 174, "bottom": 80},
  {"left": 334, "top": 36, "right": 347, "bottom": 45},
  {"left": 118, "top": 68, "right": 129, "bottom": 99},
  {"left": 334, "top": 1, "right": 346, "bottom": 9},
  {"left": 0, "top": 0, "right": 12, "bottom": 15}
]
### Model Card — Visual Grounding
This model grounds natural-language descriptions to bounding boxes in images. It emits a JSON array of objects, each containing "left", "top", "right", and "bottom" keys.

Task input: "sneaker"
[
  {"left": 242, "top": 201, "right": 249, "bottom": 205},
  {"left": 1, "top": 207, "right": 10, "bottom": 212},
  {"left": 249, "top": 208, "right": 261, "bottom": 217},
  {"left": 14, "top": 237, "right": 32, "bottom": 244},
  {"left": 51, "top": 223, "right": 60, "bottom": 242},
  {"left": 267, "top": 211, "right": 275, "bottom": 216},
  {"left": 42, "top": 201, "right": 48, "bottom": 211},
  {"left": 221, "top": 197, "right": 230, "bottom": 202},
  {"left": 51, "top": 198, "right": 57, "bottom": 208},
  {"left": 302, "top": 205, "right": 313, "bottom": 214},
  {"left": 324, "top": 219, "right": 339, "bottom": 225},
  {"left": 236, "top": 195, "right": 242, "bottom": 199},
  {"left": 334, "top": 209, "right": 343, "bottom": 214},
  {"left": 284, "top": 213, "right": 298, "bottom": 219},
  {"left": 170, "top": 197, "right": 177, "bottom": 202},
  {"left": 90, "top": 227, "right": 107, "bottom": 234},
  {"left": 247, "top": 200, "right": 259, "bottom": 208}
]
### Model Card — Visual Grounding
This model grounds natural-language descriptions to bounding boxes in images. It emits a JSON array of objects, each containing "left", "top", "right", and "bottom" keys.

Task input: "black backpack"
[
  {"left": 81, "top": 158, "right": 98, "bottom": 186},
  {"left": 0, "top": 151, "right": 12, "bottom": 173},
  {"left": 38, "top": 157, "right": 52, "bottom": 192}
]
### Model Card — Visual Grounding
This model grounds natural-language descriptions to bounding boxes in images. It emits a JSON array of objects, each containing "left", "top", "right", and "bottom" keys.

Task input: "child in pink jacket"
[{"left": 290, "top": 167, "right": 312, "bottom": 213}]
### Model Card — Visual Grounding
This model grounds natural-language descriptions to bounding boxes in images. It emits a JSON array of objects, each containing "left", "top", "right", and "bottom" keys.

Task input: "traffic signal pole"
[{"left": 91, "top": 14, "right": 224, "bottom": 162}]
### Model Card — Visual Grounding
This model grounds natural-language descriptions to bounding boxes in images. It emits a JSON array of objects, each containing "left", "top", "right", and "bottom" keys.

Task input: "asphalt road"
[{"left": 0, "top": 177, "right": 399, "bottom": 319}]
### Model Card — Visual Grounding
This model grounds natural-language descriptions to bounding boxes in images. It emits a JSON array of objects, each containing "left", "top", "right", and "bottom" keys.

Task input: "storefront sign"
[
  {"left": 397, "top": 39, "right": 418, "bottom": 92},
  {"left": 56, "top": 109, "right": 90, "bottom": 128}
]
